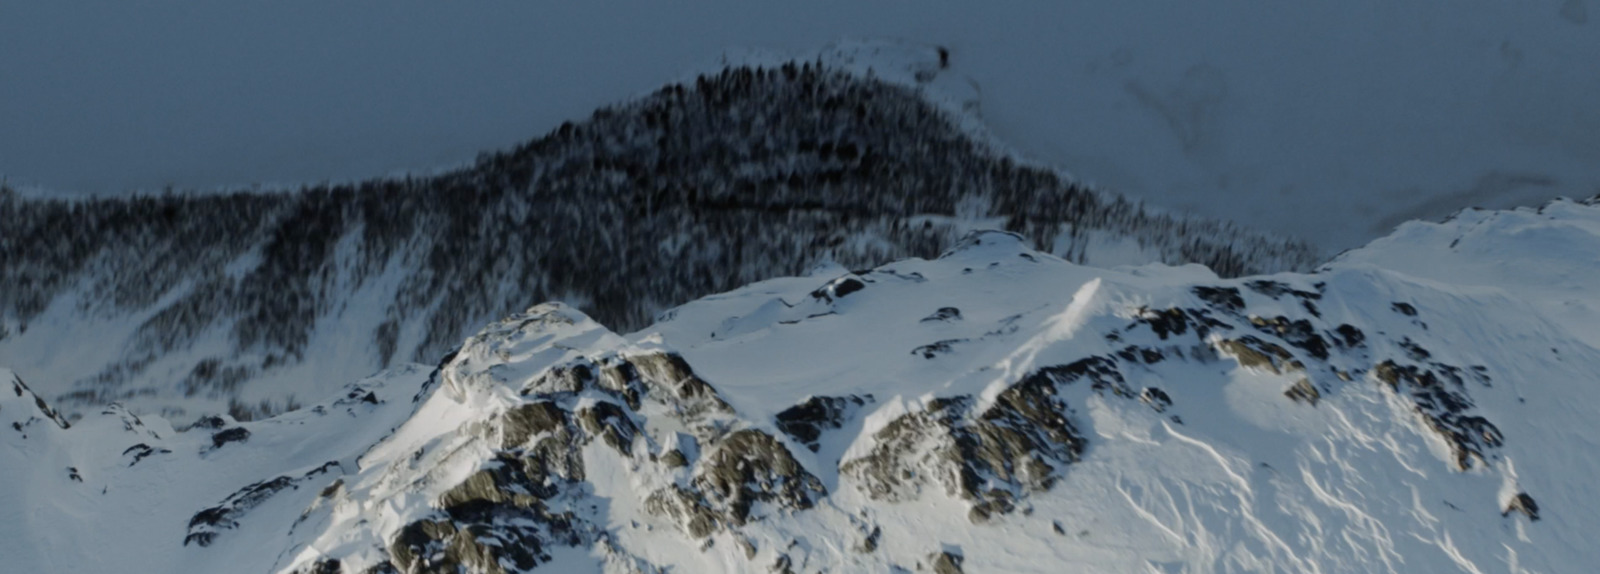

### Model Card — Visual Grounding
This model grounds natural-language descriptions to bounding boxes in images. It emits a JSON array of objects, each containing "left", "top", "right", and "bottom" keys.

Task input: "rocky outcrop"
[
  {"left": 185, "top": 461, "right": 342, "bottom": 547},
  {"left": 774, "top": 395, "right": 871, "bottom": 452},
  {"left": 843, "top": 359, "right": 1101, "bottom": 523},
  {"left": 691, "top": 429, "right": 826, "bottom": 526}
]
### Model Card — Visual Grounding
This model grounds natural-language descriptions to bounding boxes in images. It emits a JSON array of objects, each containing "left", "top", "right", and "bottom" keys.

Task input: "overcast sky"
[{"left": 3, "top": 0, "right": 1597, "bottom": 250}]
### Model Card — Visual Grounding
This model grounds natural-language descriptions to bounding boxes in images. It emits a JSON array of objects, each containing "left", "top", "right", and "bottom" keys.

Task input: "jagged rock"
[
  {"left": 769, "top": 554, "right": 795, "bottom": 574},
  {"left": 1132, "top": 306, "right": 1233, "bottom": 341},
  {"left": 210, "top": 426, "right": 250, "bottom": 448},
  {"left": 492, "top": 401, "right": 570, "bottom": 450},
  {"left": 857, "top": 526, "right": 883, "bottom": 553},
  {"left": 7, "top": 373, "right": 70, "bottom": 429},
  {"left": 774, "top": 395, "right": 870, "bottom": 451},
  {"left": 1215, "top": 336, "right": 1301, "bottom": 374},
  {"left": 660, "top": 449, "right": 689, "bottom": 469},
  {"left": 191, "top": 414, "right": 228, "bottom": 430},
  {"left": 186, "top": 461, "right": 340, "bottom": 546},
  {"left": 392, "top": 447, "right": 587, "bottom": 573},
  {"left": 1399, "top": 338, "right": 1432, "bottom": 361},
  {"left": 619, "top": 351, "right": 733, "bottom": 419},
  {"left": 692, "top": 429, "right": 826, "bottom": 525},
  {"left": 1139, "top": 387, "right": 1173, "bottom": 413},
  {"left": 844, "top": 362, "right": 1091, "bottom": 522},
  {"left": 436, "top": 460, "right": 542, "bottom": 518},
  {"left": 121, "top": 443, "right": 171, "bottom": 467},
  {"left": 296, "top": 559, "right": 342, "bottom": 574},
  {"left": 920, "top": 307, "right": 963, "bottom": 322},
  {"left": 912, "top": 339, "right": 966, "bottom": 359},
  {"left": 811, "top": 275, "right": 868, "bottom": 303},
  {"left": 1284, "top": 378, "right": 1320, "bottom": 405},
  {"left": 929, "top": 550, "right": 965, "bottom": 574},
  {"left": 645, "top": 486, "right": 720, "bottom": 538},
  {"left": 1504, "top": 492, "right": 1540, "bottom": 521},
  {"left": 1334, "top": 324, "right": 1366, "bottom": 348},
  {"left": 387, "top": 518, "right": 537, "bottom": 574},
  {"left": 1192, "top": 286, "right": 1245, "bottom": 313},
  {"left": 577, "top": 401, "right": 638, "bottom": 454},
  {"left": 523, "top": 360, "right": 596, "bottom": 396},
  {"left": 1371, "top": 359, "right": 1502, "bottom": 470},
  {"left": 1116, "top": 345, "right": 1167, "bottom": 364},
  {"left": 1248, "top": 316, "right": 1329, "bottom": 360}
]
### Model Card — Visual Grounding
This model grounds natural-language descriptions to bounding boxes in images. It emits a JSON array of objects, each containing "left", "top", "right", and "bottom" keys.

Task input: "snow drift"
[{"left": 4, "top": 197, "right": 1597, "bottom": 573}]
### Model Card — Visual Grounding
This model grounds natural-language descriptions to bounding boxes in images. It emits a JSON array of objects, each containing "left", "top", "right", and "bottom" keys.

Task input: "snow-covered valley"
[{"left": 5, "top": 197, "right": 1597, "bottom": 573}]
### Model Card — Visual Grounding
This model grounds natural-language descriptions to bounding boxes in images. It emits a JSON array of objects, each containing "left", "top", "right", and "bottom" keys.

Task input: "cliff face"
[
  {"left": 3, "top": 198, "right": 1596, "bottom": 573},
  {"left": 0, "top": 55, "right": 1316, "bottom": 420}
]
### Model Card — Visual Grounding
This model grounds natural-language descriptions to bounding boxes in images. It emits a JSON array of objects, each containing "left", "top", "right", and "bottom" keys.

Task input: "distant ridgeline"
[{"left": 0, "top": 62, "right": 1318, "bottom": 418}]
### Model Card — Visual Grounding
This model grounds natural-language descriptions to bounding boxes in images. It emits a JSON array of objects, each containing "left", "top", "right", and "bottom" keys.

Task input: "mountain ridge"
[
  {"left": 4, "top": 196, "right": 1597, "bottom": 572},
  {"left": 0, "top": 46, "right": 1317, "bottom": 422}
]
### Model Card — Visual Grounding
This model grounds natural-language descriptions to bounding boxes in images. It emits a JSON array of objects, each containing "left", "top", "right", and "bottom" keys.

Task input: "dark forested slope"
[{"left": 0, "top": 62, "right": 1317, "bottom": 419}]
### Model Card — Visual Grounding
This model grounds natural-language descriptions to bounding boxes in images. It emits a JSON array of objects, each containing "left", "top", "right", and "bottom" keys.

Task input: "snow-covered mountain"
[
  {"left": 0, "top": 48, "right": 1315, "bottom": 423},
  {"left": 5, "top": 197, "right": 1595, "bottom": 573}
]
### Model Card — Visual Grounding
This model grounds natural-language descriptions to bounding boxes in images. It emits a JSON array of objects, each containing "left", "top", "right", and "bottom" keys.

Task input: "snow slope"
[
  {"left": 0, "top": 47, "right": 1316, "bottom": 423},
  {"left": 3, "top": 1, "right": 1597, "bottom": 250},
  {"left": 4, "top": 197, "right": 1597, "bottom": 573}
]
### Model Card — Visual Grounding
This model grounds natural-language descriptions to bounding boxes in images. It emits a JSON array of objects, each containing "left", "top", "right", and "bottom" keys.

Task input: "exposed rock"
[
  {"left": 8, "top": 373, "right": 70, "bottom": 429},
  {"left": 1334, "top": 324, "right": 1366, "bottom": 348},
  {"left": 857, "top": 526, "right": 883, "bottom": 553},
  {"left": 660, "top": 449, "right": 689, "bottom": 469},
  {"left": 1284, "top": 378, "right": 1320, "bottom": 405},
  {"left": 811, "top": 275, "right": 868, "bottom": 303},
  {"left": 577, "top": 401, "right": 638, "bottom": 454},
  {"left": 912, "top": 339, "right": 967, "bottom": 359},
  {"left": 1504, "top": 492, "right": 1540, "bottom": 521},
  {"left": 186, "top": 461, "right": 341, "bottom": 546},
  {"left": 494, "top": 401, "right": 571, "bottom": 451},
  {"left": 121, "top": 443, "right": 172, "bottom": 467},
  {"left": 1248, "top": 316, "right": 1329, "bottom": 360},
  {"left": 1372, "top": 360, "right": 1502, "bottom": 470},
  {"left": 210, "top": 426, "right": 251, "bottom": 449},
  {"left": 1399, "top": 338, "right": 1432, "bottom": 361},
  {"left": 523, "top": 359, "right": 596, "bottom": 396},
  {"left": 929, "top": 550, "right": 965, "bottom": 574},
  {"left": 296, "top": 559, "right": 342, "bottom": 574},
  {"left": 390, "top": 449, "right": 588, "bottom": 573},
  {"left": 645, "top": 485, "right": 720, "bottom": 538},
  {"left": 920, "top": 307, "right": 963, "bottom": 322},
  {"left": 737, "top": 536, "right": 759, "bottom": 560},
  {"left": 1132, "top": 306, "right": 1233, "bottom": 341},
  {"left": 1216, "top": 336, "right": 1301, "bottom": 374},
  {"left": 692, "top": 429, "right": 826, "bottom": 525},
  {"left": 844, "top": 361, "right": 1094, "bottom": 522},
  {"left": 774, "top": 395, "right": 870, "bottom": 451},
  {"left": 1139, "top": 387, "right": 1173, "bottom": 413},
  {"left": 1192, "top": 286, "right": 1244, "bottom": 313},
  {"left": 619, "top": 351, "right": 733, "bottom": 420},
  {"left": 191, "top": 414, "right": 228, "bottom": 430}
]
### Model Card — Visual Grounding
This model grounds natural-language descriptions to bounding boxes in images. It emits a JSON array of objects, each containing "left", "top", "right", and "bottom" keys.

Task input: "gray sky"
[{"left": 3, "top": 0, "right": 1597, "bottom": 250}]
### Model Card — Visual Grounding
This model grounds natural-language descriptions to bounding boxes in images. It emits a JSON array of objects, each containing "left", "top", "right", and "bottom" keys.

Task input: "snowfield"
[{"left": 4, "top": 197, "right": 1597, "bottom": 573}]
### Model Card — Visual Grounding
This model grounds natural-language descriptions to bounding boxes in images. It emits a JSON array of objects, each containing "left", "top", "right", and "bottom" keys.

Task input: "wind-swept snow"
[{"left": 4, "top": 198, "right": 1598, "bottom": 572}]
